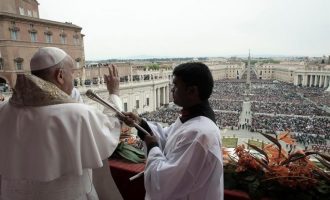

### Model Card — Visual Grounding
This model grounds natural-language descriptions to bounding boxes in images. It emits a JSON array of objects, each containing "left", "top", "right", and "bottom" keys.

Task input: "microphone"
[{"left": 86, "top": 89, "right": 150, "bottom": 136}]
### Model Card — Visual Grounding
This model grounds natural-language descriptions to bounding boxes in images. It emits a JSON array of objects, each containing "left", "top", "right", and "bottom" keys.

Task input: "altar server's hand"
[
  {"left": 144, "top": 135, "right": 159, "bottom": 154},
  {"left": 119, "top": 112, "right": 142, "bottom": 127}
]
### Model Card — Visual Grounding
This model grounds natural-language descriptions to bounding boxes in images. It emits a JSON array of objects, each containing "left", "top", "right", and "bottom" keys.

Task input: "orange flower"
[
  {"left": 229, "top": 131, "right": 328, "bottom": 196},
  {"left": 222, "top": 148, "right": 230, "bottom": 164},
  {"left": 278, "top": 132, "right": 295, "bottom": 145}
]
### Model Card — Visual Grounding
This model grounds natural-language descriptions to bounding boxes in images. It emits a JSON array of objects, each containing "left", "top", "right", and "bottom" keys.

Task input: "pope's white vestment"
[
  {"left": 0, "top": 74, "right": 123, "bottom": 200},
  {"left": 144, "top": 116, "right": 223, "bottom": 200}
]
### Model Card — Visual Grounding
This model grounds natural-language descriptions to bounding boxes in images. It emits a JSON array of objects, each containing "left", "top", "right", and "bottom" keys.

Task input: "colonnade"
[
  {"left": 154, "top": 85, "right": 170, "bottom": 110},
  {"left": 295, "top": 74, "right": 330, "bottom": 88}
]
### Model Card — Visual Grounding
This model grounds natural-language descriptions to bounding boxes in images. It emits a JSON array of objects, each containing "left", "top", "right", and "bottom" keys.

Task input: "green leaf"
[
  {"left": 121, "top": 143, "right": 145, "bottom": 157},
  {"left": 116, "top": 147, "right": 145, "bottom": 163}
]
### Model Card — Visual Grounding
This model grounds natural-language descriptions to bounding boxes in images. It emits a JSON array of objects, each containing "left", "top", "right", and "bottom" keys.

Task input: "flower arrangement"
[{"left": 223, "top": 132, "right": 330, "bottom": 200}]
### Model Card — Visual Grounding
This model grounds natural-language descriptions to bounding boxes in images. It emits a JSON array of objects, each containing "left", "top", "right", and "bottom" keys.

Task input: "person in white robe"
[
  {"left": 71, "top": 87, "right": 84, "bottom": 103},
  {"left": 0, "top": 47, "right": 122, "bottom": 200},
  {"left": 121, "top": 62, "right": 224, "bottom": 200}
]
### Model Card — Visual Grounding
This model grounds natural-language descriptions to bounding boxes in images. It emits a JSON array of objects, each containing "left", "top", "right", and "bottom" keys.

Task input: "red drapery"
[{"left": 109, "top": 159, "right": 251, "bottom": 200}]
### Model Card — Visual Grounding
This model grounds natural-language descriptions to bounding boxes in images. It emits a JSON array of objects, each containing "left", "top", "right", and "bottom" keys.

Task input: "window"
[
  {"left": 14, "top": 57, "right": 24, "bottom": 70},
  {"left": 0, "top": 58, "right": 3, "bottom": 70},
  {"left": 19, "top": 7, "right": 25, "bottom": 15},
  {"left": 136, "top": 100, "right": 139, "bottom": 109},
  {"left": 10, "top": 30, "right": 19, "bottom": 40},
  {"left": 146, "top": 98, "right": 149, "bottom": 106},
  {"left": 74, "top": 37, "right": 79, "bottom": 45},
  {"left": 16, "top": 62, "right": 22, "bottom": 70},
  {"left": 29, "top": 24, "right": 37, "bottom": 42},
  {"left": 27, "top": 10, "right": 32, "bottom": 17},
  {"left": 9, "top": 23, "right": 19, "bottom": 40},
  {"left": 30, "top": 32, "right": 37, "bottom": 42},
  {"left": 124, "top": 103, "right": 128, "bottom": 112},
  {"left": 73, "top": 33, "right": 80, "bottom": 45},
  {"left": 60, "top": 35, "right": 67, "bottom": 44},
  {"left": 75, "top": 58, "right": 81, "bottom": 68},
  {"left": 46, "top": 34, "right": 52, "bottom": 43},
  {"left": 33, "top": 11, "right": 38, "bottom": 18},
  {"left": 44, "top": 28, "right": 53, "bottom": 43},
  {"left": 60, "top": 30, "right": 67, "bottom": 44}
]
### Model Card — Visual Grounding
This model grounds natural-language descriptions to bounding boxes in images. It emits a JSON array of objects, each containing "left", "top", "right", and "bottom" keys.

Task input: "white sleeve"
[
  {"left": 144, "top": 135, "right": 218, "bottom": 200},
  {"left": 146, "top": 121, "right": 173, "bottom": 150},
  {"left": 82, "top": 107, "right": 121, "bottom": 162},
  {"left": 102, "top": 94, "right": 123, "bottom": 116},
  {"left": 109, "top": 94, "right": 123, "bottom": 111}
]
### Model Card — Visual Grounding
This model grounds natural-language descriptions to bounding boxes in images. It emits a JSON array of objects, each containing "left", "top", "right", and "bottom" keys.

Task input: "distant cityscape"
[{"left": 87, "top": 55, "right": 330, "bottom": 65}]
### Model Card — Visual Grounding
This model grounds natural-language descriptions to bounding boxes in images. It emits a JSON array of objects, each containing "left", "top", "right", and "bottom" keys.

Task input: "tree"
[{"left": 147, "top": 63, "right": 160, "bottom": 70}]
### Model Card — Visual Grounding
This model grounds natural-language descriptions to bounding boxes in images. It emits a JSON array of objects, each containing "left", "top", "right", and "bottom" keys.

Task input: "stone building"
[
  {"left": 208, "top": 62, "right": 245, "bottom": 80},
  {"left": 255, "top": 62, "right": 330, "bottom": 88},
  {"left": 75, "top": 68, "right": 172, "bottom": 114},
  {"left": 0, "top": 0, "right": 85, "bottom": 87}
]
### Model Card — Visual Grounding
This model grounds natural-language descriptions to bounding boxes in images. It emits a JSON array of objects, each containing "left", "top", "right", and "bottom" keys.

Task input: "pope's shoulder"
[
  {"left": 0, "top": 101, "right": 102, "bottom": 116},
  {"left": 48, "top": 103, "right": 100, "bottom": 114}
]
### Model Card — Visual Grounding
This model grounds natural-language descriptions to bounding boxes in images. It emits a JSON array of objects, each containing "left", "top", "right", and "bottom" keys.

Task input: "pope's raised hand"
[{"left": 104, "top": 64, "right": 119, "bottom": 95}]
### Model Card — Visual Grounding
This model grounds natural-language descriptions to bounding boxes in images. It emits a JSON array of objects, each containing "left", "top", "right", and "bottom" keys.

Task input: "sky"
[{"left": 38, "top": 0, "right": 330, "bottom": 60}]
